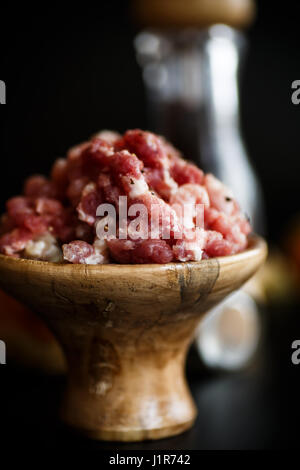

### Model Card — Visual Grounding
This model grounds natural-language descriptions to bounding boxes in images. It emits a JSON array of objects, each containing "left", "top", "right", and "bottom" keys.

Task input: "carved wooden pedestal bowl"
[{"left": 0, "top": 235, "right": 267, "bottom": 441}]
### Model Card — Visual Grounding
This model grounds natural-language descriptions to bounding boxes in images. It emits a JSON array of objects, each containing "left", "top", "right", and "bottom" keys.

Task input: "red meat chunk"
[
  {"left": 0, "top": 129, "right": 252, "bottom": 263},
  {"left": 107, "top": 239, "right": 173, "bottom": 264},
  {"left": 116, "top": 129, "right": 166, "bottom": 169},
  {"left": 0, "top": 228, "right": 33, "bottom": 256}
]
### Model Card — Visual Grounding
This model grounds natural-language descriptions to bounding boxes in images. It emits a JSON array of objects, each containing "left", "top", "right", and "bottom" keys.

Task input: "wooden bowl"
[{"left": 0, "top": 234, "right": 267, "bottom": 441}]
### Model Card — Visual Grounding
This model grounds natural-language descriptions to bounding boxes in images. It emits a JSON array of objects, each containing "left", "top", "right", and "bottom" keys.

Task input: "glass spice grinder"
[{"left": 133, "top": 0, "right": 265, "bottom": 370}]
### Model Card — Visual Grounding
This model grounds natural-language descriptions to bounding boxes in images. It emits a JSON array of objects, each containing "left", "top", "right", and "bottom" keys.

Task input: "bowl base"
[{"left": 63, "top": 417, "right": 196, "bottom": 442}]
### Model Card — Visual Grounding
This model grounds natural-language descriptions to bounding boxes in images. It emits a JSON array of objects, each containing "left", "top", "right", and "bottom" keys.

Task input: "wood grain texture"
[{"left": 0, "top": 235, "right": 267, "bottom": 441}]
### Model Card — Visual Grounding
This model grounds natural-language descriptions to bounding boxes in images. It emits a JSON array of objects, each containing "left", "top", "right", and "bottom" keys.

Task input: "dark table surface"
[{"left": 1, "top": 302, "right": 299, "bottom": 451}]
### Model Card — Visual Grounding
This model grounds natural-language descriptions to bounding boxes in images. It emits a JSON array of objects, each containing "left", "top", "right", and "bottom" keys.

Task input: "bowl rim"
[{"left": 0, "top": 234, "right": 267, "bottom": 274}]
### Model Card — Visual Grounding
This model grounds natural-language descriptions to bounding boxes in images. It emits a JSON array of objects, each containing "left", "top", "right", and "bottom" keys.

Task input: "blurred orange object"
[
  {"left": 0, "top": 289, "right": 66, "bottom": 373},
  {"left": 245, "top": 249, "right": 297, "bottom": 304}
]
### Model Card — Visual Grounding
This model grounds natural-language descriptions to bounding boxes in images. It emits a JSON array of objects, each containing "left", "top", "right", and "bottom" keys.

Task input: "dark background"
[
  {"left": 0, "top": 1, "right": 300, "bottom": 242},
  {"left": 0, "top": 1, "right": 300, "bottom": 451}
]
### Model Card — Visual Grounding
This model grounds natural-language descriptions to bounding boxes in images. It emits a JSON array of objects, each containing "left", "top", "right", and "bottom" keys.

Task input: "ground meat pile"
[{"left": 0, "top": 130, "right": 251, "bottom": 264}]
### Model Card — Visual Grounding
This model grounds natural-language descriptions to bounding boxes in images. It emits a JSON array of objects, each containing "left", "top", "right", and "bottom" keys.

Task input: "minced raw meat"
[{"left": 0, "top": 129, "right": 251, "bottom": 264}]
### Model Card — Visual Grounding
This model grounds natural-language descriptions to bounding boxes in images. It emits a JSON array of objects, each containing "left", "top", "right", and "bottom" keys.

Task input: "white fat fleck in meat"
[
  {"left": 173, "top": 227, "right": 207, "bottom": 262},
  {"left": 24, "top": 233, "right": 63, "bottom": 262},
  {"left": 93, "top": 238, "right": 107, "bottom": 251},
  {"left": 170, "top": 183, "right": 210, "bottom": 206},
  {"left": 163, "top": 168, "right": 178, "bottom": 195},
  {"left": 174, "top": 240, "right": 203, "bottom": 262},
  {"left": 83, "top": 182, "right": 97, "bottom": 194},
  {"left": 93, "top": 238, "right": 109, "bottom": 263},
  {"left": 170, "top": 184, "right": 209, "bottom": 231},
  {"left": 128, "top": 177, "right": 149, "bottom": 198},
  {"left": 124, "top": 240, "right": 135, "bottom": 249},
  {"left": 83, "top": 252, "right": 106, "bottom": 265},
  {"left": 77, "top": 182, "right": 98, "bottom": 225},
  {"left": 77, "top": 207, "right": 95, "bottom": 226},
  {"left": 92, "top": 130, "right": 121, "bottom": 145},
  {"left": 146, "top": 134, "right": 159, "bottom": 151},
  {"left": 185, "top": 242, "right": 203, "bottom": 261}
]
